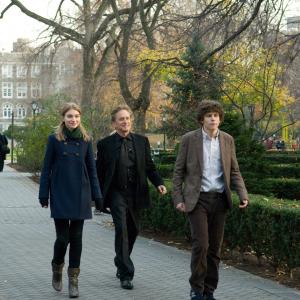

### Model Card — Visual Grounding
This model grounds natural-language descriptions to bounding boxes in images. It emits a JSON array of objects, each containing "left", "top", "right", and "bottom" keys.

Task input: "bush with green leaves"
[
  {"left": 264, "top": 164, "right": 300, "bottom": 178},
  {"left": 156, "top": 164, "right": 174, "bottom": 178},
  {"left": 11, "top": 94, "right": 70, "bottom": 173},
  {"left": 244, "top": 176, "right": 300, "bottom": 200},
  {"left": 141, "top": 186, "right": 300, "bottom": 271},
  {"left": 263, "top": 154, "right": 300, "bottom": 164},
  {"left": 220, "top": 112, "right": 266, "bottom": 173}
]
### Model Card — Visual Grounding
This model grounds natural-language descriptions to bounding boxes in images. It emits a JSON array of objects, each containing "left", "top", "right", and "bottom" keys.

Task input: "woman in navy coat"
[{"left": 39, "top": 102, "right": 102, "bottom": 298}]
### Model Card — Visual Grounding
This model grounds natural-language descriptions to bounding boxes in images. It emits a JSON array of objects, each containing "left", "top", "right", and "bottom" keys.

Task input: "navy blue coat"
[{"left": 39, "top": 134, "right": 102, "bottom": 220}]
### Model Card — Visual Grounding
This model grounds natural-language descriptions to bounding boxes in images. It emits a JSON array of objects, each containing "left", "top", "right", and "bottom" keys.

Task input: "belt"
[{"left": 200, "top": 191, "right": 224, "bottom": 196}]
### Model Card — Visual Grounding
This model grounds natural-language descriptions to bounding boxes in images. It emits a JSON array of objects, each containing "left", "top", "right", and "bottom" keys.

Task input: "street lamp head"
[{"left": 31, "top": 100, "right": 38, "bottom": 111}]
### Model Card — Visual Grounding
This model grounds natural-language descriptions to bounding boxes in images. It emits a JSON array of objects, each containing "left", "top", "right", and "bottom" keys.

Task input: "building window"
[
  {"left": 17, "top": 82, "right": 27, "bottom": 98},
  {"left": 31, "top": 82, "right": 41, "bottom": 98},
  {"left": 3, "top": 103, "right": 13, "bottom": 119},
  {"left": 17, "top": 65, "right": 27, "bottom": 78},
  {"left": 31, "top": 65, "right": 41, "bottom": 77},
  {"left": 16, "top": 104, "right": 26, "bottom": 119},
  {"left": 2, "top": 82, "right": 13, "bottom": 98},
  {"left": 59, "top": 64, "right": 66, "bottom": 75},
  {"left": 2, "top": 65, "right": 13, "bottom": 78}
]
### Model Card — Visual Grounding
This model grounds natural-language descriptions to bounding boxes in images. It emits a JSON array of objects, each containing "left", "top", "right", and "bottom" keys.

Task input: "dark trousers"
[
  {"left": 110, "top": 189, "right": 139, "bottom": 281},
  {"left": 188, "top": 192, "right": 227, "bottom": 294},
  {"left": 0, "top": 158, "right": 4, "bottom": 172},
  {"left": 52, "top": 219, "right": 84, "bottom": 268}
]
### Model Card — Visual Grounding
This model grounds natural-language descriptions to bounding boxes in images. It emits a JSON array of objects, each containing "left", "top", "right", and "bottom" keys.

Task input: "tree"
[
  {"left": 114, "top": 0, "right": 168, "bottom": 133},
  {"left": 220, "top": 43, "right": 295, "bottom": 139},
  {"left": 0, "top": 0, "right": 159, "bottom": 114},
  {"left": 116, "top": 0, "right": 276, "bottom": 133},
  {"left": 163, "top": 35, "right": 223, "bottom": 138},
  {"left": 1, "top": 0, "right": 282, "bottom": 134}
]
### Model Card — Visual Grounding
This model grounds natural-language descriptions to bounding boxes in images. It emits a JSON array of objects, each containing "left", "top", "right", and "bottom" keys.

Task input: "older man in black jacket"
[{"left": 96, "top": 105, "right": 167, "bottom": 290}]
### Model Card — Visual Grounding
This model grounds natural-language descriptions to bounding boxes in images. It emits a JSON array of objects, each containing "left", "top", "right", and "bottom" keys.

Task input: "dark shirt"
[{"left": 114, "top": 133, "right": 137, "bottom": 189}]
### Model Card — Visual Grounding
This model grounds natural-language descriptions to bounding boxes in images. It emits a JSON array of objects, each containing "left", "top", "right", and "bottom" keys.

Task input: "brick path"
[{"left": 0, "top": 164, "right": 299, "bottom": 299}]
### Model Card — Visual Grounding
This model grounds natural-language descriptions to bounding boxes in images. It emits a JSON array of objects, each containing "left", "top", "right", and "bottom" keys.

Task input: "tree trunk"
[
  {"left": 133, "top": 108, "right": 146, "bottom": 134},
  {"left": 81, "top": 46, "right": 95, "bottom": 112}
]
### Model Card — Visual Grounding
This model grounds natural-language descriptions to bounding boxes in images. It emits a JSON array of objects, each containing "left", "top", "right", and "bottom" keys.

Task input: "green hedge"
[
  {"left": 244, "top": 176, "right": 300, "bottom": 200},
  {"left": 225, "top": 195, "right": 300, "bottom": 270},
  {"left": 264, "top": 164, "right": 300, "bottom": 178},
  {"left": 141, "top": 186, "right": 300, "bottom": 271},
  {"left": 159, "top": 154, "right": 176, "bottom": 164},
  {"left": 262, "top": 154, "right": 300, "bottom": 164},
  {"left": 140, "top": 181, "right": 188, "bottom": 237},
  {"left": 156, "top": 164, "right": 174, "bottom": 178},
  {"left": 157, "top": 167, "right": 300, "bottom": 200}
]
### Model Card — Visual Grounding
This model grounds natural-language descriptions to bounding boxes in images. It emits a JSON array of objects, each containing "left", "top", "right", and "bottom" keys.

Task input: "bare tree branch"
[
  {"left": 0, "top": 3, "right": 13, "bottom": 18},
  {"left": 200, "top": 0, "right": 265, "bottom": 63},
  {"left": 8, "top": 0, "right": 84, "bottom": 44}
]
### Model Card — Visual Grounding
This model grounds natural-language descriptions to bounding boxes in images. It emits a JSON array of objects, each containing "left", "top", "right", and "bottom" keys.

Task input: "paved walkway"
[{"left": 0, "top": 164, "right": 299, "bottom": 300}]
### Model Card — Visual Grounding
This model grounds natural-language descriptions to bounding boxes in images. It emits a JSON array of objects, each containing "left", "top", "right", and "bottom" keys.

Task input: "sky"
[
  {"left": 0, "top": 0, "right": 300, "bottom": 52},
  {"left": 285, "top": 0, "right": 300, "bottom": 16},
  {"left": 0, "top": 0, "right": 74, "bottom": 52}
]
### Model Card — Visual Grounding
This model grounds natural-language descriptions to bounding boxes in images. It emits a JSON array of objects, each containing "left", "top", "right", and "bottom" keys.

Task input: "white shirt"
[{"left": 200, "top": 128, "right": 225, "bottom": 193}]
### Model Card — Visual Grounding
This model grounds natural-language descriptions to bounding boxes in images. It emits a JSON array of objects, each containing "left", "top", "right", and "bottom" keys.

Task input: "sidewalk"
[{"left": 0, "top": 164, "right": 299, "bottom": 300}]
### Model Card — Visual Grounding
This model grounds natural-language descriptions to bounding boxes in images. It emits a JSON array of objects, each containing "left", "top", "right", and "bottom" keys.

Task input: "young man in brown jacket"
[{"left": 172, "top": 100, "right": 249, "bottom": 300}]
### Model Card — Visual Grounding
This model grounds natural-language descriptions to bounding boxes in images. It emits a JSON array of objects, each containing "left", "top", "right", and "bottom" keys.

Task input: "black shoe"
[
  {"left": 120, "top": 279, "right": 133, "bottom": 290},
  {"left": 190, "top": 289, "right": 204, "bottom": 300},
  {"left": 204, "top": 292, "right": 216, "bottom": 300},
  {"left": 116, "top": 269, "right": 120, "bottom": 279}
]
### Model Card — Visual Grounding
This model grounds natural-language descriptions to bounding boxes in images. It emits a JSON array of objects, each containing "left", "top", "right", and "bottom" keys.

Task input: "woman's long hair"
[{"left": 55, "top": 102, "right": 90, "bottom": 142}]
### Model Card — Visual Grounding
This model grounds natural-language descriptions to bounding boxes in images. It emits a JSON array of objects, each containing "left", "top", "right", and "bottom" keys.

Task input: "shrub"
[
  {"left": 140, "top": 181, "right": 189, "bottom": 237},
  {"left": 263, "top": 154, "right": 300, "bottom": 164},
  {"left": 225, "top": 195, "right": 300, "bottom": 271},
  {"left": 156, "top": 164, "right": 174, "bottom": 178},
  {"left": 12, "top": 94, "right": 69, "bottom": 173},
  {"left": 141, "top": 186, "right": 300, "bottom": 271},
  {"left": 244, "top": 177, "right": 300, "bottom": 200},
  {"left": 265, "top": 164, "right": 300, "bottom": 178}
]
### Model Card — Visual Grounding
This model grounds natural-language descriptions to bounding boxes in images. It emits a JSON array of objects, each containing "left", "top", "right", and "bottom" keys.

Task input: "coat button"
[
  {"left": 75, "top": 153, "right": 79, "bottom": 156},
  {"left": 76, "top": 142, "right": 79, "bottom": 146},
  {"left": 63, "top": 152, "right": 67, "bottom": 155},
  {"left": 64, "top": 142, "right": 67, "bottom": 145}
]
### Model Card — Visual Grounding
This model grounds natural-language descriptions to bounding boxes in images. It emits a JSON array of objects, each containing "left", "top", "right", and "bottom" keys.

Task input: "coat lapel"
[
  {"left": 195, "top": 129, "right": 203, "bottom": 173},
  {"left": 131, "top": 133, "right": 142, "bottom": 175},
  {"left": 108, "top": 133, "right": 120, "bottom": 176},
  {"left": 219, "top": 131, "right": 227, "bottom": 175}
]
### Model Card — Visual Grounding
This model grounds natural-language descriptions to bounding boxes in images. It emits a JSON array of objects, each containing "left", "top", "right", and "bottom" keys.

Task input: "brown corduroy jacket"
[{"left": 172, "top": 128, "right": 248, "bottom": 213}]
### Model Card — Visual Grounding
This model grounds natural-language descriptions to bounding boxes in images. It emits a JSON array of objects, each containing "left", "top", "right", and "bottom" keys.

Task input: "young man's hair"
[
  {"left": 197, "top": 100, "right": 224, "bottom": 124},
  {"left": 111, "top": 105, "right": 133, "bottom": 122}
]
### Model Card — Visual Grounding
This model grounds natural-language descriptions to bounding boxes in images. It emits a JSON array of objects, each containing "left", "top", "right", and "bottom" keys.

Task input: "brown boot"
[
  {"left": 52, "top": 262, "right": 64, "bottom": 291},
  {"left": 68, "top": 267, "right": 80, "bottom": 298}
]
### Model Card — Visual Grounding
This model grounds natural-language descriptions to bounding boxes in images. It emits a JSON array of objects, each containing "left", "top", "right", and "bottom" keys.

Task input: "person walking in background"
[
  {"left": 39, "top": 102, "right": 102, "bottom": 298},
  {"left": 96, "top": 105, "right": 167, "bottom": 290},
  {"left": 0, "top": 132, "right": 9, "bottom": 172},
  {"left": 172, "top": 100, "right": 249, "bottom": 300}
]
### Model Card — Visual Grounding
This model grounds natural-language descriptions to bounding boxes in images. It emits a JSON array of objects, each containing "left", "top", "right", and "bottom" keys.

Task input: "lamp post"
[
  {"left": 11, "top": 111, "right": 14, "bottom": 164},
  {"left": 31, "top": 100, "right": 38, "bottom": 129},
  {"left": 162, "top": 116, "right": 166, "bottom": 151}
]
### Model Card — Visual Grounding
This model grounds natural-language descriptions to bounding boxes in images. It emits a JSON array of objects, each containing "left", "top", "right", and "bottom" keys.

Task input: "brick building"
[{"left": 0, "top": 39, "right": 81, "bottom": 131}]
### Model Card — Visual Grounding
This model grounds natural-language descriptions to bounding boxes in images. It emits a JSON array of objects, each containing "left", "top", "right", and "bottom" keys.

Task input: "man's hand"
[
  {"left": 176, "top": 202, "right": 186, "bottom": 212},
  {"left": 239, "top": 199, "right": 249, "bottom": 209},
  {"left": 157, "top": 185, "right": 167, "bottom": 195}
]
